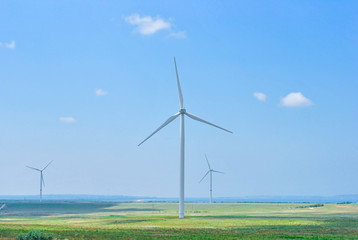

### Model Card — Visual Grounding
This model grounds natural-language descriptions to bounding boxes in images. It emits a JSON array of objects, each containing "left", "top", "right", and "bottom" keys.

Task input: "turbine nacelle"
[{"left": 179, "top": 108, "right": 186, "bottom": 114}]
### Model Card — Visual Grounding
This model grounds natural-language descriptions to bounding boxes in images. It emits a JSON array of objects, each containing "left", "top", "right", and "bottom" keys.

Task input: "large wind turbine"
[
  {"left": 199, "top": 154, "right": 224, "bottom": 203},
  {"left": 138, "top": 57, "right": 232, "bottom": 218},
  {"left": 26, "top": 161, "right": 53, "bottom": 203}
]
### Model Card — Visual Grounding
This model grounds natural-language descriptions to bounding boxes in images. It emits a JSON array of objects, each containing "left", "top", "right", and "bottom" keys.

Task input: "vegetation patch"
[
  {"left": 16, "top": 230, "right": 53, "bottom": 240},
  {"left": 296, "top": 204, "right": 324, "bottom": 209}
]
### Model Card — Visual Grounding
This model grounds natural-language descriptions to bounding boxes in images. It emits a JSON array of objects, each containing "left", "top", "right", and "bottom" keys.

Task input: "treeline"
[
  {"left": 337, "top": 201, "right": 352, "bottom": 204},
  {"left": 296, "top": 203, "right": 324, "bottom": 209}
]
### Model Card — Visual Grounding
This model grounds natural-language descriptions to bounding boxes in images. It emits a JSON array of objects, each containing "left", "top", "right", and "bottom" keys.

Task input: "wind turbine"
[
  {"left": 26, "top": 161, "right": 53, "bottom": 203},
  {"left": 0, "top": 203, "right": 6, "bottom": 211},
  {"left": 199, "top": 154, "right": 224, "bottom": 203},
  {"left": 138, "top": 57, "right": 232, "bottom": 218}
]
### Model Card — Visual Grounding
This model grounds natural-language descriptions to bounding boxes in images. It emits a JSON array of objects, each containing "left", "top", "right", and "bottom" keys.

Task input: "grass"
[{"left": 0, "top": 202, "right": 358, "bottom": 239}]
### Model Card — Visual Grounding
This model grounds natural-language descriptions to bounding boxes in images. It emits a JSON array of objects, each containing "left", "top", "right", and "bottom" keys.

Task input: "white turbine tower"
[
  {"left": 26, "top": 161, "right": 53, "bottom": 203},
  {"left": 138, "top": 57, "right": 232, "bottom": 218},
  {"left": 199, "top": 154, "right": 224, "bottom": 203}
]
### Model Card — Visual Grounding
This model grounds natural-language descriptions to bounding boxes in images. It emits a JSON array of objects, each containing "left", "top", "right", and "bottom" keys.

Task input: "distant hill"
[
  {"left": 0, "top": 194, "right": 150, "bottom": 202},
  {"left": 0, "top": 194, "right": 357, "bottom": 203},
  {"left": 212, "top": 195, "right": 358, "bottom": 203}
]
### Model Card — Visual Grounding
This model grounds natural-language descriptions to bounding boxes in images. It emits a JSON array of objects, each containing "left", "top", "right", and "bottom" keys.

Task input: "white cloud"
[
  {"left": 0, "top": 40, "right": 15, "bottom": 49},
  {"left": 59, "top": 117, "right": 76, "bottom": 123},
  {"left": 281, "top": 92, "right": 313, "bottom": 107},
  {"left": 95, "top": 88, "right": 108, "bottom": 96},
  {"left": 253, "top": 92, "right": 266, "bottom": 102},
  {"left": 125, "top": 14, "right": 171, "bottom": 35},
  {"left": 5, "top": 40, "right": 15, "bottom": 49},
  {"left": 169, "top": 31, "right": 187, "bottom": 39}
]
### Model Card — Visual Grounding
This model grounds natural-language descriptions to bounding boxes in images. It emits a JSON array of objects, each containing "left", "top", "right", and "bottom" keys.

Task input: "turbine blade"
[
  {"left": 26, "top": 166, "right": 41, "bottom": 171},
  {"left": 42, "top": 160, "right": 53, "bottom": 171},
  {"left": 199, "top": 171, "right": 210, "bottom": 183},
  {"left": 213, "top": 170, "right": 224, "bottom": 174},
  {"left": 138, "top": 112, "right": 180, "bottom": 146},
  {"left": 174, "top": 57, "right": 184, "bottom": 109},
  {"left": 205, "top": 154, "right": 211, "bottom": 170},
  {"left": 42, "top": 173, "right": 45, "bottom": 187},
  {"left": 185, "top": 112, "right": 233, "bottom": 133}
]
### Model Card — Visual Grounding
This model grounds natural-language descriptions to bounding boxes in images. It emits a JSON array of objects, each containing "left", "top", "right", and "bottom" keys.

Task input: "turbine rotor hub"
[{"left": 179, "top": 108, "right": 186, "bottom": 114}]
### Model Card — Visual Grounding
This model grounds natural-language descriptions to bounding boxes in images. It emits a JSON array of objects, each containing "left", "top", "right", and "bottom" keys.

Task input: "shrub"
[{"left": 16, "top": 230, "right": 53, "bottom": 240}]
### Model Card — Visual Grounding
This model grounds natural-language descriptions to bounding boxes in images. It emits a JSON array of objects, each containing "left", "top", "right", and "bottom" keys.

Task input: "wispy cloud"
[
  {"left": 0, "top": 40, "right": 16, "bottom": 49},
  {"left": 125, "top": 14, "right": 170, "bottom": 35},
  {"left": 281, "top": 92, "right": 313, "bottom": 107},
  {"left": 59, "top": 117, "right": 76, "bottom": 123},
  {"left": 125, "top": 14, "right": 186, "bottom": 38},
  {"left": 95, "top": 88, "right": 108, "bottom": 96},
  {"left": 253, "top": 92, "right": 266, "bottom": 102},
  {"left": 169, "top": 31, "right": 187, "bottom": 39}
]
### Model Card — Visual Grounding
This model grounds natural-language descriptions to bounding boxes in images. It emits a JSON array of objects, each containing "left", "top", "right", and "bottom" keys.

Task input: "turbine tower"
[
  {"left": 199, "top": 154, "right": 224, "bottom": 203},
  {"left": 138, "top": 57, "right": 232, "bottom": 218},
  {"left": 26, "top": 161, "right": 53, "bottom": 203}
]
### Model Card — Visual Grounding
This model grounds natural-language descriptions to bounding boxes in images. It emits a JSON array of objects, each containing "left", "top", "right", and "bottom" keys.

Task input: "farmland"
[{"left": 0, "top": 202, "right": 358, "bottom": 239}]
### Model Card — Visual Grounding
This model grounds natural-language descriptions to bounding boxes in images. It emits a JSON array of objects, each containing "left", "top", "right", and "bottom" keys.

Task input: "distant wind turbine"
[
  {"left": 26, "top": 161, "right": 53, "bottom": 203},
  {"left": 138, "top": 57, "right": 232, "bottom": 218},
  {"left": 199, "top": 154, "right": 224, "bottom": 203},
  {"left": 0, "top": 203, "right": 6, "bottom": 211}
]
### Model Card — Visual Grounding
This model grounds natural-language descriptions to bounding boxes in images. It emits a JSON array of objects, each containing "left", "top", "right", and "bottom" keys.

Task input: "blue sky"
[{"left": 0, "top": 0, "right": 357, "bottom": 198}]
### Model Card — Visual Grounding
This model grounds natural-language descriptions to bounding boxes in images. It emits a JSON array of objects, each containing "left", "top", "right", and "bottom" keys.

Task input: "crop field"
[{"left": 0, "top": 202, "right": 358, "bottom": 239}]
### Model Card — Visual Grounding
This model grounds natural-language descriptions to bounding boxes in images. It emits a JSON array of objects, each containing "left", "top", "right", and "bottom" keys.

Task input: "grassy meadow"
[{"left": 0, "top": 202, "right": 358, "bottom": 239}]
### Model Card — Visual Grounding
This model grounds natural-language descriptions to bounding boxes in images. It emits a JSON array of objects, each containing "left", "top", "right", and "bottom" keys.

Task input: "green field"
[{"left": 1, "top": 202, "right": 358, "bottom": 239}]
